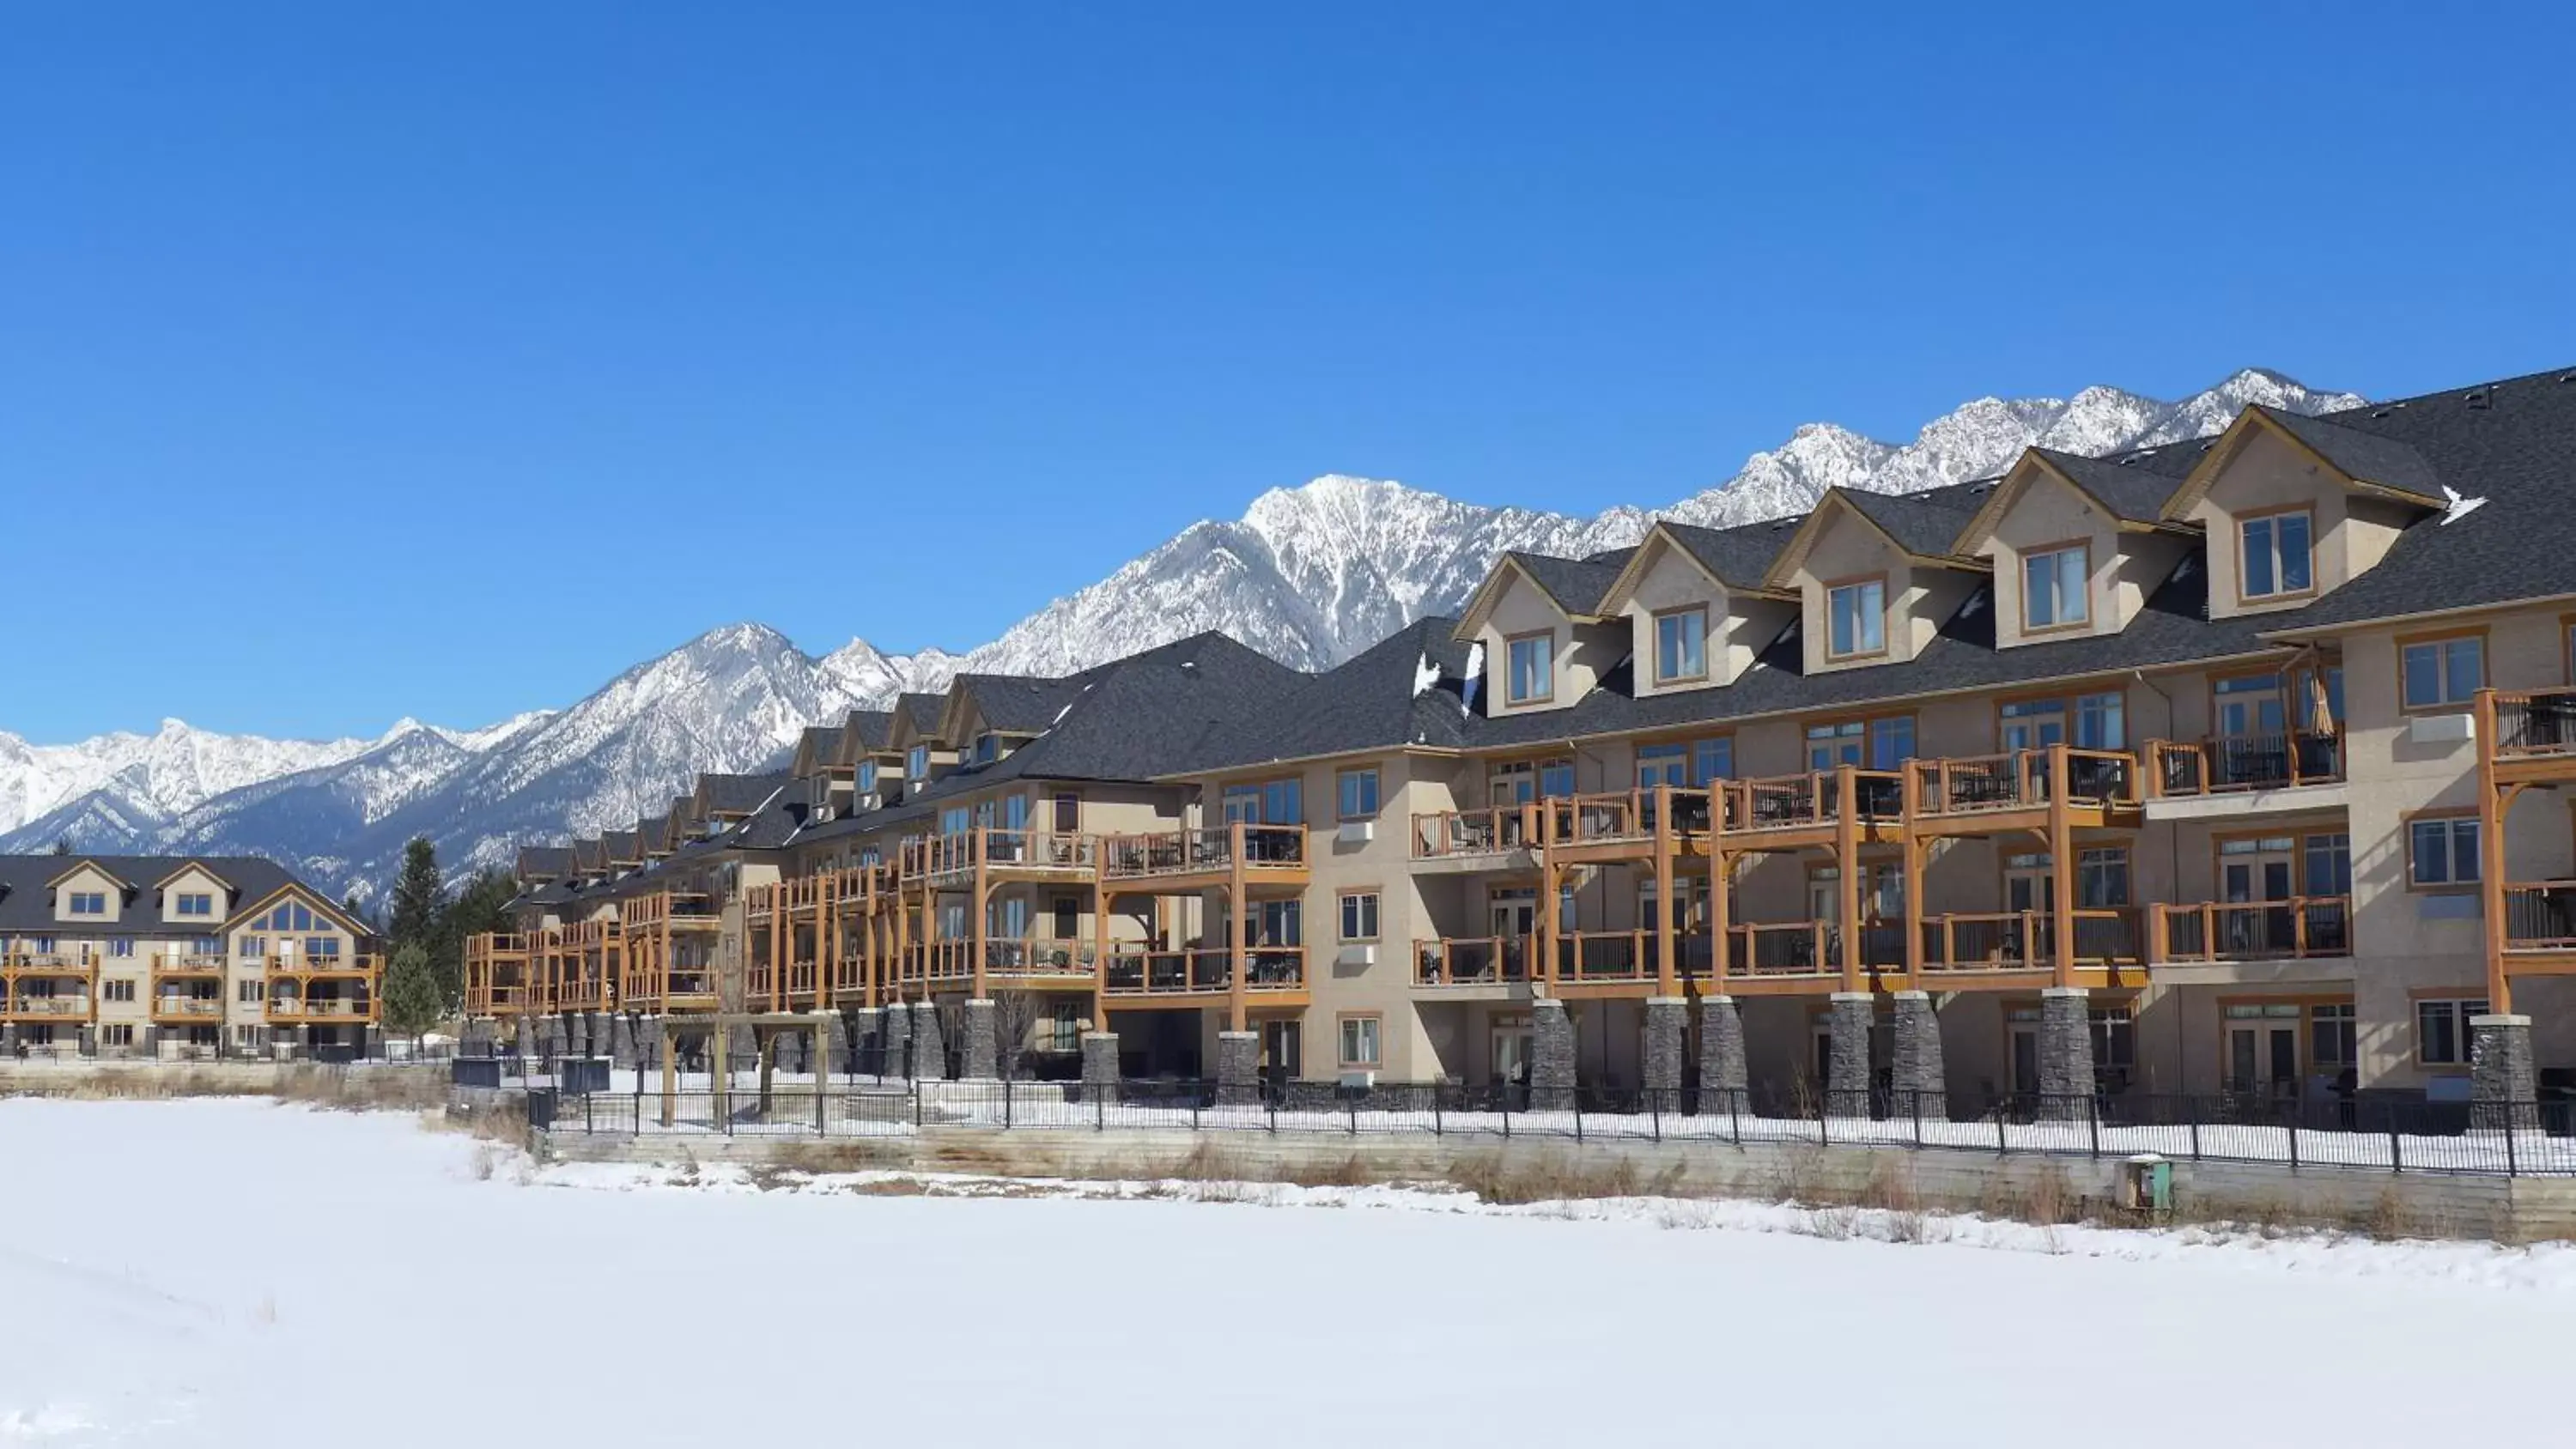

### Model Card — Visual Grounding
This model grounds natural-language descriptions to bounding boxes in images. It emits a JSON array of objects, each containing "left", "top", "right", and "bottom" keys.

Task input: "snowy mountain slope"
[{"left": 6, "top": 368, "right": 2360, "bottom": 895}]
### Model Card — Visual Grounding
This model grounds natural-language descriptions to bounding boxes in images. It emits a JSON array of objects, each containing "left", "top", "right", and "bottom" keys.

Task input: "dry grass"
[{"left": 1446, "top": 1149, "right": 1642, "bottom": 1205}]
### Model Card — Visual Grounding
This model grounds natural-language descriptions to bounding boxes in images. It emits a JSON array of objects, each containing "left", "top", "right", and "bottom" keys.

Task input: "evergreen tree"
[
  {"left": 49, "top": 839, "right": 70, "bottom": 855},
  {"left": 381, "top": 942, "right": 443, "bottom": 1040},
  {"left": 429, "top": 868, "right": 519, "bottom": 1013},
  {"left": 387, "top": 837, "right": 446, "bottom": 951}
]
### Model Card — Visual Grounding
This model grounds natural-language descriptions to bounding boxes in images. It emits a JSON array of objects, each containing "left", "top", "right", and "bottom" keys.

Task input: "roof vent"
[
  {"left": 2467, "top": 390, "right": 2491, "bottom": 409},
  {"left": 2371, "top": 408, "right": 2391, "bottom": 418}
]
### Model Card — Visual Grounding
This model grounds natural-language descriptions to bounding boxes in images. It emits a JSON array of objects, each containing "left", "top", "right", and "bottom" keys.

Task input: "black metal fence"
[{"left": 531, "top": 1075, "right": 2576, "bottom": 1176}]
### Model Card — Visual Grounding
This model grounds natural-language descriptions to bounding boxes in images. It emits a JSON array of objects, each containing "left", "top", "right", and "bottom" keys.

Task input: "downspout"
[{"left": 2133, "top": 667, "right": 2180, "bottom": 1094}]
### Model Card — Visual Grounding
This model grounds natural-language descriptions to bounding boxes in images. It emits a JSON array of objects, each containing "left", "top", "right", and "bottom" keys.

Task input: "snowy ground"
[{"left": 6, "top": 1100, "right": 2575, "bottom": 1447}]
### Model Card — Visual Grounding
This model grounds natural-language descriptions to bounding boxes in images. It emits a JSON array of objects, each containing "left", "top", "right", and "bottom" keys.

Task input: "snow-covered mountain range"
[{"left": 1, "top": 368, "right": 2360, "bottom": 897}]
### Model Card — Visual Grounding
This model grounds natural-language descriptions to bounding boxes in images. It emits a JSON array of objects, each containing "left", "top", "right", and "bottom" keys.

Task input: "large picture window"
[
  {"left": 2240, "top": 509, "right": 2314, "bottom": 599},
  {"left": 1654, "top": 607, "right": 1708, "bottom": 682},
  {"left": 1826, "top": 579, "right": 1887, "bottom": 659},
  {"left": 2021, "top": 543, "right": 2090, "bottom": 630},
  {"left": 1506, "top": 633, "right": 1554, "bottom": 705}
]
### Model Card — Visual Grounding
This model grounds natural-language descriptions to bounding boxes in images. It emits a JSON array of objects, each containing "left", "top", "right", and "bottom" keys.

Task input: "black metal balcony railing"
[
  {"left": 2155, "top": 897, "right": 2353, "bottom": 961},
  {"left": 2494, "top": 688, "right": 2576, "bottom": 759},
  {"left": 2150, "top": 732, "right": 2343, "bottom": 796},
  {"left": 2504, "top": 884, "right": 2576, "bottom": 951}
]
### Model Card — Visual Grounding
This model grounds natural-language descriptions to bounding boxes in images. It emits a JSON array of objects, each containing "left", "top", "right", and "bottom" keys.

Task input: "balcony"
[
  {"left": 1540, "top": 789, "right": 1715, "bottom": 854},
  {"left": 1099, "top": 825, "right": 1306, "bottom": 886},
  {"left": 2491, "top": 688, "right": 2576, "bottom": 778},
  {"left": 623, "top": 892, "right": 720, "bottom": 930},
  {"left": 5, "top": 996, "right": 92, "bottom": 1019},
  {"left": 151, "top": 954, "right": 228, "bottom": 977},
  {"left": 1412, "top": 805, "right": 1538, "bottom": 861},
  {"left": 1100, "top": 945, "right": 1306, "bottom": 1001},
  {"left": 150, "top": 996, "right": 226, "bottom": 1022},
  {"left": 2148, "top": 732, "right": 2343, "bottom": 798},
  {"left": 2504, "top": 883, "right": 2576, "bottom": 956},
  {"left": 6, "top": 954, "right": 95, "bottom": 977},
  {"left": 2154, "top": 897, "right": 2353, "bottom": 963},
  {"left": 907, "top": 830, "right": 1098, "bottom": 882},
  {"left": 1918, "top": 910, "right": 2142, "bottom": 974},
  {"left": 1911, "top": 749, "right": 2137, "bottom": 822},
  {"left": 265, "top": 954, "right": 376, "bottom": 978},
  {"left": 1716, "top": 770, "right": 1905, "bottom": 835},
  {"left": 266, "top": 997, "right": 376, "bottom": 1026},
  {"left": 1414, "top": 937, "right": 1535, "bottom": 987}
]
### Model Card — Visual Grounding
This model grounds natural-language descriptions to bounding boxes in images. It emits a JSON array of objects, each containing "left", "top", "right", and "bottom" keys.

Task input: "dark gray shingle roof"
[{"left": 0, "top": 854, "right": 339, "bottom": 937}]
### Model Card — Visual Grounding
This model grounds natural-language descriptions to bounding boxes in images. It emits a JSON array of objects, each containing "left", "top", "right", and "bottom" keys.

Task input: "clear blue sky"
[{"left": 7, "top": 2, "right": 2572, "bottom": 743}]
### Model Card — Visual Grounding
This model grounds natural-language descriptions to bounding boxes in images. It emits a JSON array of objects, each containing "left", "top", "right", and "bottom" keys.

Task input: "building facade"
[
  {"left": 0, "top": 855, "right": 381, "bottom": 1059},
  {"left": 467, "top": 365, "right": 2576, "bottom": 1111}
]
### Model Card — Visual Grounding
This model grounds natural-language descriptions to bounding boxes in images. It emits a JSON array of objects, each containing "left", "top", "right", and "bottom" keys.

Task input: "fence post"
[
  {"left": 1003, "top": 1076, "right": 1013, "bottom": 1131},
  {"left": 2505, "top": 1103, "right": 2519, "bottom": 1177},
  {"left": 1267, "top": 1098, "right": 1277, "bottom": 1135},
  {"left": 584, "top": 1088, "right": 592, "bottom": 1135},
  {"left": 1096, "top": 1085, "right": 1105, "bottom": 1133},
  {"left": 1911, "top": 1090, "right": 1923, "bottom": 1149},
  {"left": 1995, "top": 1104, "right": 2006, "bottom": 1155},
  {"left": 2389, "top": 1113, "right": 2403, "bottom": 1174},
  {"left": 1502, "top": 1094, "right": 1511, "bottom": 1141},
  {"left": 1728, "top": 1088, "right": 1741, "bottom": 1147},
  {"left": 1820, "top": 1104, "right": 1831, "bottom": 1149},
  {"left": 1574, "top": 1094, "right": 1584, "bottom": 1144},
  {"left": 2087, "top": 1096, "right": 2099, "bottom": 1160},
  {"left": 1433, "top": 1094, "right": 1443, "bottom": 1138},
  {"left": 2188, "top": 1105, "right": 2200, "bottom": 1163},
  {"left": 914, "top": 1086, "right": 923, "bottom": 1129},
  {"left": 1651, "top": 1090, "right": 1662, "bottom": 1145},
  {"left": 2287, "top": 1112, "right": 2299, "bottom": 1171},
  {"left": 1348, "top": 1096, "right": 1358, "bottom": 1138},
  {"left": 815, "top": 1081, "right": 825, "bottom": 1137}
]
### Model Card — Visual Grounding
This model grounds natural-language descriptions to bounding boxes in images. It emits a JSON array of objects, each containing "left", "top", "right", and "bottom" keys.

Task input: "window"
[
  {"left": 1052, "top": 895, "right": 1079, "bottom": 941},
  {"left": 238, "top": 980, "right": 264, "bottom": 1004},
  {"left": 233, "top": 1025, "right": 263, "bottom": 1048},
  {"left": 1224, "top": 778, "right": 1303, "bottom": 826},
  {"left": 2407, "top": 815, "right": 2481, "bottom": 889},
  {"left": 2311, "top": 1003, "right": 2356, "bottom": 1073},
  {"left": 2022, "top": 544, "right": 2090, "bottom": 630},
  {"left": 973, "top": 733, "right": 1000, "bottom": 765},
  {"left": 306, "top": 937, "right": 341, "bottom": 959},
  {"left": 1337, "top": 768, "right": 1381, "bottom": 821},
  {"left": 1339, "top": 891, "right": 1381, "bottom": 943},
  {"left": 2239, "top": 509, "right": 2313, "bottom": 599},
  {"left": 2075, "top": 692, "right": 2125, "bottom": 750},
  {"left": 104, "top": 979, "right": 136, "bottom": 1003},
  {"left": 256, "top": 902, "right": 317, "bottom": 932},
  {"left": 2076, "top": 848, "right": 2130, "bottom": 908},
  {"left": 175, "top": 893, "right": 214, "bottom": 918},
  {"left": 237, "top": 935, "right": 265, "bottom": 959},
  {"left": 1253, "top": 899, "right": 1302, "bottom": 947},
  {"left": 1636, "top": 743, "right": 1688, "bottom": 790},
  {"left": 100, "top": 1023, "right": 134, "bottom": 1048},
  {"left": 2304, "top": 833, "right": 2353, "bottom": 897},
  {"left": 907, "top": 744, "right": 930, "bottom": 779},
  {"left": 2416, "top": 997, "right": 2491, "bottom": 1067},
  {"left": 68, "top": 892, "right": 106, "bottom": 916},
  {"left": 1051, "top": 791, "right": 1080, "bottom": 834},
  {"left": 191, "top": 937, "right": 221, "bottom": 956},
  {"left": 2400, "top": 634, "right": 2483, "bottom": 712},
  {"left": 108, "top": 938, "right": 134, "bottom": 958},
  {"left": 1506, "top": 632, "right": 1554, "bottom": 705},
  {"left": 1692, "top": 737, "right": 1733, "bottom": 785},
  {"left": 2090, "top": 1006, "right": 2136, "bottom": 1072},
  {"left": 1654, "top": 607, "right": 1708, "bottom": 682},
  {"left": 939, "top": 805, "right": 971, "bottom": 836},
  {"left": 1337, "top": 1015, "right": 1383, "bottom": 1070},
  {"left": 1538, "top": 761, "right": 1575, "bottom": 799},
  {"left": 1807, "top": 716, "right": 1915, "bottom": 771},
  {"left": 1042, "top": 1001, "right": 1080, "bottom": 1055},
  {"left": 857, "top": 761, "right": 878, "bottom": 793},
  {"left": 1826, "top": 578, "right": 1887, "bottom": 658}
]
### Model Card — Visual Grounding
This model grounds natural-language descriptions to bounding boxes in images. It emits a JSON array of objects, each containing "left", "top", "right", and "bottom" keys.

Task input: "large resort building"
[
  {"left": 0, "top": 855, "right": 380, "bottom": 1060},
  {"left": 467, "top": 365, "right": 2576, "bottom": 1111}
]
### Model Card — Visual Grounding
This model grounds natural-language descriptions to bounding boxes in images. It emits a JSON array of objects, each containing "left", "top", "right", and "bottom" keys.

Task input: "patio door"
[
  {"left": 2221, "top": 838, "right": 2296, "bottom": 955},
  {"left": 1490, "top": 891, "right": 1536, "bottom": 979},
  {"left": 2008, "top": 1016, "right": 2041, "bottom": 1095},
  {"left": 2226, "top": 1009, "right": 2301, "bottom": 1099},
  {"left": 1259, "top": 1019, "right": 1301, "bottom": 1087},
  {"left": 1491, "top": 1016, "right": 1532, "bottom": 1091}
]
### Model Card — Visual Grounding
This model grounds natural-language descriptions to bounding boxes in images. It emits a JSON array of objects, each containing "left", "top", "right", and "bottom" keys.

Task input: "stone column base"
[
  {"left": 1530, "top": 997, "right": 1576, "bottom": 1113},
  {"left": 1696, "top": 996, "right": 1747, "bottom": 1113},
  {"left": 2038, "top": 986, "right": 2094, "bottom": 1120},
  {"left": 1214, "top": 1030, "right": 1261, "bottom": 1106},
  {"left": 881, "top": 1003, "right": 914, "bottom": 1080},
  {"left": 825, "top": 1010, "right": 853, "bottom": 1079},
  {"left": 2471, "top": 1014, "right": 2536, "bottom": 1131},
  {"left": 513, "top": 1015, "right": 537, "bottom": 1059},
  {"left": 1890, "top": 990, "right": 1945, "bottom": 1121},
  {"left": 1826, "top": 992, "right": 1874, "bottom": 1119},
  {"left": 961, "top": 997, "right": 1000, "bottom": 1080},
  {"left": 909, "top": 1001, "right": 946, "bottom": 1082},
  {"left": 1641, "top": 997, "right": 1686, "bottom": 1103},
  {"left": 848, "top": 1007, "right": 883, "bottom": 1078},
  {"left": 1080, "top": 1031, "right": 1121, "bottom": 1099}
]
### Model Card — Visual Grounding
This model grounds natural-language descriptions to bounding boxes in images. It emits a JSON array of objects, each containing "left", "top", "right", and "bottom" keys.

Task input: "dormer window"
[
  {"left": 857, "top": 761, "right": 878, "bottom": 793},
  {"left": 2240, "top": 508, "right": 2314, "bottom": 600},
  {"left": 68, "top": 892, "right": 106, "bottom": 916},
  {"left": 908, "top": 744, "right": 930, "bottom": 779},
  {"left": 1826, "top": 578, "right": 1887, "bottom": 659},
  {"left": 2021, "top": 544, "right": 2090, "bottom": 632},
  {"left": 974, "top": 733, "right": 999, "bottom": 766},
  {"left": 175, "top": 893, "right": 214, "bottom": 917},
  {"left": 1505, "top": 632, "right": 1553, "bottom": 705},
  {"left": 1653, "top": 608, "right": 1708, "bottom": 683}
]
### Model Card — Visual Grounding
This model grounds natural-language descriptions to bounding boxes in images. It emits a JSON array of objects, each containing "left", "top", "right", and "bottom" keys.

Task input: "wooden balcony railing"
[
  {"left": 1911, "top": 748, "right": 2136, "bottom": 816},
  {"left": 151, "top": 954, "right": 228, "bottom": 975},
  {"left": 6, "top": 997, "right": 91, "bottom": 1017},
  {"left": 1100, "top": 945, "right": 1306, "bottom": 996},
  {"left": 1100, "top": 825, "right": 1305, "bottom": 882},
  {"left": 981, "top": 939, "right": 1100, "bottom": 979},
  {"left": 1717, "top": 770, "right": 1905, "bottom": 833},
  {"left": 2504, "top": 883, "right": 2576, "bottom": 952},
  {"left": 2154, "top": 896, "right": 2353, "bottom": 961},
  {"left": 1412, "top": 805, "right": 1538, "bottom": 858},
  {"left": 2147, "top": 733, "right": 2342, "bottom": 797},
  {"left": 1917, "top": 909, "right": 2142, "bottom": 971},
  {"left": 150, "top": 997, "right": 225, "bottom": 1020},
  {"left": 7, "top": 955, "right": 94, "bottom": 975},
  {"left": 2492, "top": 688, "right": 2576, "bottom": 760},
  {"left": 1540, "top": 789, "right": 1715, "bottom": 846},
  {"left": 905, "top": 829, "right": 1099, "bottom": 880},
  {"left": 1726, "top": 921, "right": 1840, "bottom": 977},
  {"left": 1414, "top": 937, "right": 1535, "bottom": 986},
  {"left": 264, "top": 954, "right": 375, "bottom": 976},
  {"left": 265, "top": 997, "right": 376, "bottom": 1023}
]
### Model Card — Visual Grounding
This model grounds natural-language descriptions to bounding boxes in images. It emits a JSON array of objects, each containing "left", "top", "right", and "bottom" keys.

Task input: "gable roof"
[
  {"left": 944, "top": 673, "right": 1084, "bottom": 739},
  {"left": 1203, "top": 615, "right": 1479, "bottom": 772},
  {"left": 789, "top": 724, "right": 847, "bottom": 777},
  {"left": 1759, "top": 486, "right": 1985, "bottom": 588},
  {"left": 516, "top": 846, "right": 576, "bottom": 882},
  {"left": 0, "top": 854, "right": 334, "bottom": 938},
  {"left": 837, "top": 709, "right": 898, "bottom": 758},
  {"left": 46, "top": 858, "right": 133, "bottom": 890},
  {"left": 1453, "top": 549, "right": 1632, "bottom": 640},
  {"left": 2165, "top": 403, "right": 2446, "bottom": 520},
  {"left": 694, "top": 773, "right": 776, "bottom": 817}
]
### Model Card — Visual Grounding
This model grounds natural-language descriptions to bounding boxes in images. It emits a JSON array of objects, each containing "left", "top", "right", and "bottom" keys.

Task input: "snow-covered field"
[{"left": 5, "top": 1100, "right": 2573, "bottom": 1447}]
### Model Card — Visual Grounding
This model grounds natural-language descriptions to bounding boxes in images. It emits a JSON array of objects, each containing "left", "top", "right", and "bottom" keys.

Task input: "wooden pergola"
[{"left": 656, "top": 1010, "right": 834, "bottom": 1128}]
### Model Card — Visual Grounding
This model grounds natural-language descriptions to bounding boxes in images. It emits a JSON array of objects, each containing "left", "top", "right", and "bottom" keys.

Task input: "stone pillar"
[
  {"left": 1640, "top": 997, "right": 1686, "bottom": 1104},
  {"left": 848, "top": 1007, "right": 882, "bottom": 1078},
  {"left": 1696, "top": 996, "right": 1747, "bottom": 1113},
  {"left": 1529, "top": 997, "right": 1576, "bottom": 1113},
  {"left": 1826, "top": 991, "right": 1874, "bottom": 1119},
  {"left": 2038, "top": 986, "right": 2095, "bottom": 1121},
  {"left": 727, "top": 1023, "right": 757, "bottom": 1068},
  {"left": 1080, "top": 1031, "right": 1121, "bottom": 1099},
  {"left": 826, "top": 1011, "right": 853, "bottom": 1079},
  {"left": 961, "top": 998, "right": 999, "bottom": 1080},
  {"left": 563, "top": 1012, "right": 587, "bottom": 1058},
  {"left": 78, "top": 1025, "right": 96, "bottom": 1058},
  {"left": 909, "top": 1001, "right": 945, "bottom": 1082},
  {"left": 142, "top": 1025, "right": 160, "bottom": 1058},
  {"left": 1889, "top": 990, "right": 1945, "bottom": 1122},
  {"left": 364, "top": 1026, "right": 385, "bottom": 1061},
  {"left": 0, "top": 1023, "right": 16, "bottom": 1052},
  {"left": 607, "top": 1015, "right": 637, "bottom": 1070},
  {"left": 882, "top": 1003, "right": 914, "bottom": 1080},
  {"left": 513, "top": 1015, "right": 537, "bottom": 1059},
  {"left": 2471, "top": 1013, "right": 2537, "bottom": 1131},
  {"left": 1214, "top": 1030, "right": 1261, "bottom": 1106},
  {"left": 638, "top": 1019, "right": 662, "bottom": 1070},
  {"left": 539, "top": 1015, "right": 568, "bottom": 1061}
]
